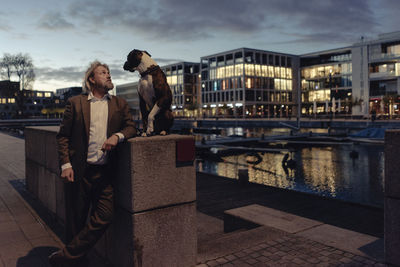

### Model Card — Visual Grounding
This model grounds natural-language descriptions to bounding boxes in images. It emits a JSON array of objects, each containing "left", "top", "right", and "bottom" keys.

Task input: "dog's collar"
[{"left": 140, "top": 65, "right": 160, "bottom": 78}]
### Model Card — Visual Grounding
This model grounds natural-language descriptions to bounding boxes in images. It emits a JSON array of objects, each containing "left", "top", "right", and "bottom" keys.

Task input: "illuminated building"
[
  {"left": 161, "top": 62, "right": 200, "bottom": 118},
  {"left": 200, "top": 48, "right": 300, "bottom": 118},
  {"left": 365, "top": 32, "right": 400, "bottom": 118},
  {"left": 116, "top": 31, "right": 400, "bottom": 119},
  {"left": 0, "top": 80, "right": 58, "bottom": 118},
  {"left": 301, "top": 31, "right": 400, "bottom": 118},
  {"left": 300, "top": 48, "right": 353, "bottom": 116}
]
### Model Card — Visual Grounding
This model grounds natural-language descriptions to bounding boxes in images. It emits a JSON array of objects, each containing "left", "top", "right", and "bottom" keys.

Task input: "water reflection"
[{"left": 197, "top": 144, "right": 384, "bottom": 208}]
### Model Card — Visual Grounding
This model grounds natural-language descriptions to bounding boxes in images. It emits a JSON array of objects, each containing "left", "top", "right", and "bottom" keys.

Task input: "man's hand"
[
  {"left": 102, "top": 134, "right": 119, "bottom": 151},
  {"left": 61, "top": 167, "right": 74, "bottom": 183}
]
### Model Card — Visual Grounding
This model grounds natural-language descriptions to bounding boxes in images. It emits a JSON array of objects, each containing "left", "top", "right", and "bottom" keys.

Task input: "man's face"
[{"left": 90, "top": 66, "right": 114, "bottom": 92}]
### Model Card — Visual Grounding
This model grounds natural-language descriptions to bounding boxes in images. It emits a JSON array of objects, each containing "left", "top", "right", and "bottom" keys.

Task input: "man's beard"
[{"left": 104, "top": 81, "right": 114, "bottom": 91}]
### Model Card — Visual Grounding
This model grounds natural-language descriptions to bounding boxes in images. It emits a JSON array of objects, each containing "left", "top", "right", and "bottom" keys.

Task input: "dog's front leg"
[{"left": 146, "top": 104, "right": 160, "bottom": 135}]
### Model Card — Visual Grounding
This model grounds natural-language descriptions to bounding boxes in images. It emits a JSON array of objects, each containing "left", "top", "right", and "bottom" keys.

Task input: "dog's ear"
[{"left": 143, "top": 51, "right": 151, "bottom": 57}]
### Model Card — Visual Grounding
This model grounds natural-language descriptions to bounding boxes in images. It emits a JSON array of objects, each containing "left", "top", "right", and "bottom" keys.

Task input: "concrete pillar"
[
  {"left": 110, "top": 135, "right": 197, "bottom": 267},
  {"left": 384, "top": 130, "right": 400, "bottom": 266}
]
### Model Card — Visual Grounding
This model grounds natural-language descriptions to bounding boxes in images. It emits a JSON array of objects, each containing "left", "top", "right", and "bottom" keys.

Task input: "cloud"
[
  {"left": 64, "top": 0, "right": 378, "bottom": 45},
  {"left": 37, "top": 12, "right": 75, "bottom": 31},
  {"left": 34, "top": 54, "right": 184, "bottom": 90},
  {"left": 35, "top": 66, "right": 84, "bottom": 84},
  {"left": 0, "top": 13, "right": 12, "bottom": 31}
]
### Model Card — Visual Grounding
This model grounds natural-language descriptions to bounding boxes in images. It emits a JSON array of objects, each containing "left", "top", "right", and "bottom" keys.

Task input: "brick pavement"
[{"left": 197, "top": 235, "right": 387, "bottom": 267}]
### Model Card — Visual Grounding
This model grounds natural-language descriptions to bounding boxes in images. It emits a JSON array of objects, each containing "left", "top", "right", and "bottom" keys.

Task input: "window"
[
  {"left": 245, "top": 64, "right": 255, "bottom": 76},
  {"left": 209, "top": 58, "right": 216, "bottom": 67},
  {"left": 245, "top": 51, "right": 253, "bottom": 63},
  {"left": 235, "top": 52, "right": 243, "bottom": 63},
  {"left": 235, "top": 64, "right": 243, "bottom": 77}
]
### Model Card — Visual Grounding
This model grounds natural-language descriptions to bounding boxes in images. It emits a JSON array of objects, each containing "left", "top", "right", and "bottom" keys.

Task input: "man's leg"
[
  {"left": 65, "top": 165, "right": 113, "bottom": 258},
  {"left": 64, "top": 173, "right": 91, "bottom": 244}
]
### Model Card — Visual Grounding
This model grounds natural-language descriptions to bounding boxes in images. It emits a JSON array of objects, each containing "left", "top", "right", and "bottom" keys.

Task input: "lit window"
[
  {"left": 45, "top": 92, "right": 52, "bottom": 97},
  {"left": 37, "top": 92, "right": 43, "bottom": 97}
]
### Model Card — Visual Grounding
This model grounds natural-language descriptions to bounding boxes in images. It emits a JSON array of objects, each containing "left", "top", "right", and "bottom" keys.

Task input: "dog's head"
[{"left": 123, "top": 49, "right": 152, "bottom": 72}]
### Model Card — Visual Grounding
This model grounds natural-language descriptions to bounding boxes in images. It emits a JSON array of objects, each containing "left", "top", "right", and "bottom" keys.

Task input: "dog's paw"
[
  {"left": 160, "top": 131, "right": 167, "bottom": 136},
  {"left": 141, "top": 132, "right": 147, "bottom": 137}
]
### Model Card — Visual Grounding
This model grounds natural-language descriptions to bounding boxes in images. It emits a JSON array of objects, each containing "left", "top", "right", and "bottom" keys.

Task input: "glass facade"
[
  {"left": 162, "top": 62, "right": 200, "bottom": 117},
  {"left": 300, "top": 51, "right": 352, "bottom": 116},
  {"left": 201, "top": 48, "right": 296, "bottom": 118},
  {"left": 368, "top": 40, "right": 400, "bottom": 118}
]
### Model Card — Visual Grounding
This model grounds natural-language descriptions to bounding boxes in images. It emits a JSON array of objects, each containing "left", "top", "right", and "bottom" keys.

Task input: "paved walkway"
[
  {"left": 0, "top": 131, "right": 391, "bottom": 266},
  {"left": 0, "top": 132, "right": 62, "bottom": 266}
]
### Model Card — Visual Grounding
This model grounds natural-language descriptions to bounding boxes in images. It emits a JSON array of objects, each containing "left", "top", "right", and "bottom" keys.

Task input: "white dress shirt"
[{"left": 61, "top": 92, "right": 124, "bottom": 171}]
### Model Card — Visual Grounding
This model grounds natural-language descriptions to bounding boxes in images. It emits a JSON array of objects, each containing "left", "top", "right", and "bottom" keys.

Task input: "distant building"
[
  {"left": 0, "top": 80, "right": 59, "bottom": 118},
  {"left": 160, "top": 62, "right": 200, "bottom": 117},
  {"left": 55, "top": 86, "right": 83, "bottom": 101},
  {"left": 115, "top": 82, "right": 140, "bottom": 119},
  {"left": 300, "top": 47, "right": 353, "bottom": 116},
  {"left": 200, "top": 48, "right": 299, "bottom": 118},
  {"left": 300, "top": 31, "right": 400, "bottom": 118}
]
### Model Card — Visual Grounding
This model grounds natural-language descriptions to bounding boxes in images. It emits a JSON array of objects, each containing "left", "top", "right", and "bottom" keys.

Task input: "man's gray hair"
[{"left": 83, "top": 61, "right": 110, "bottom": 92}]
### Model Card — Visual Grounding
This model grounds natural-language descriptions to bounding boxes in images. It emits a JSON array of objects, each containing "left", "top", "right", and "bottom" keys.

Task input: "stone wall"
[{"left": 25, "top": 126, "right": 197, "bottom": 266}]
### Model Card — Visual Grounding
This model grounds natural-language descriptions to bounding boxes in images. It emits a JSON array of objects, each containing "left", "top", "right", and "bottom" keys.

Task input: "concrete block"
[
  {"left": 24, "top": 128, "right": 46, "bottom": 164},
  {"left": 384, "top": 130, "right": 400, "bottom": 198},
  {"left": 25, "top": 159, "right": 39, "bottom": 197},
  {"left": 110, "top": 202, "right": 197, "bottom": 267},
  {"left": 37, "top": 166, "right": 56, "bottom": 213},
  {"left": 385, "top": 197, "right": 400, "bottom": 266},
  {"left": 55, "top": 175, "right": 65, "bottom": 223},
  {"left": 44, "top": 130, "right": 59, "bottom": 174},
  {"left": 115, "top": 135, "right": 196, "bottom": 213}
]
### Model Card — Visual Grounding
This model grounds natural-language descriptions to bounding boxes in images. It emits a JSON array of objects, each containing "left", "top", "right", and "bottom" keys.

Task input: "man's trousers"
[{"left": 63, "top": 164, "right": 113, "bottom": 258}]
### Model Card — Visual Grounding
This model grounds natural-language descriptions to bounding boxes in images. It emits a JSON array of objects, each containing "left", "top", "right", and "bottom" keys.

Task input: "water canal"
[{"left": 196, "top": 127, "right": 384, "bottom": 208}]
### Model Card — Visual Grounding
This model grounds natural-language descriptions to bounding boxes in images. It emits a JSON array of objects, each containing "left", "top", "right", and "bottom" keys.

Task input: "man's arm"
[
  {"left": 102, "top": 97, "right": 136, "bottom": 151},
  {"left": 118, "top": 97, "right": 136, "bottom": 139}
]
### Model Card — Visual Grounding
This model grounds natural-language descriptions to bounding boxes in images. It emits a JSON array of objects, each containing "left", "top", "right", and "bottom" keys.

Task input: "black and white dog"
[{"left": 123, "top": 49, "right": 173, "bottom": 136}]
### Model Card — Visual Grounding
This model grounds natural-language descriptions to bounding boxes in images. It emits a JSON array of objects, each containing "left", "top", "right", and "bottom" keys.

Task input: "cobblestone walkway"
[{"left": 198, "top": 235, "right": 386, "bottom": 267}]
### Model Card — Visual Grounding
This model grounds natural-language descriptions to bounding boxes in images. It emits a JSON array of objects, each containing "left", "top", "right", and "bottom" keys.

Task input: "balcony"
[{"left": 370, "top": 52, "right": 400, "bottom": 61}]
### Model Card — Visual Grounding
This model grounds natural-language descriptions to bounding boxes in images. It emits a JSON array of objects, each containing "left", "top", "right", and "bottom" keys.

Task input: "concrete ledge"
[{"left": 115, "top": 134, "right": 196, "bottom": 213}]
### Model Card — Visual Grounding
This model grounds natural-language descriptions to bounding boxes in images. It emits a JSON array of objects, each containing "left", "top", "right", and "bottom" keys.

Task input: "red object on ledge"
[{"left": 176, "top": 139, "right": 195, "bottom": 167}]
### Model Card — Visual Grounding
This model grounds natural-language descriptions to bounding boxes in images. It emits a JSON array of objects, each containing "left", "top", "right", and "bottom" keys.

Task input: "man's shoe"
[{"left": 48, "top": 249, "right": 68, "bottom": 267}]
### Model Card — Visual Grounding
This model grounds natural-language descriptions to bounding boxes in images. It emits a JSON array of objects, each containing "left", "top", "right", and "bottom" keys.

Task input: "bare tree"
[
  {"left": 0, "top": 53, "right": 15, "bottom": 80},
  {"left": 24, "top": 69, "right": 36, "bottom": 90},
  {"left": 13, "top": 53, "right": 35, "bottom": 90}
]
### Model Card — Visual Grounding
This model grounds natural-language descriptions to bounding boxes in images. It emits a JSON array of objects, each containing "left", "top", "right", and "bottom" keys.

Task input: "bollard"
[{"left": 384, "top": 130, "right": 400, "bottom": 266}]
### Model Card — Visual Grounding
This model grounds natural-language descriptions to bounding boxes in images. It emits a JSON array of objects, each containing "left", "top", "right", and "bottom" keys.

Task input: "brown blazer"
[{"left": 56, "top": 93, "right": 136, "bottom": 180}]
